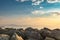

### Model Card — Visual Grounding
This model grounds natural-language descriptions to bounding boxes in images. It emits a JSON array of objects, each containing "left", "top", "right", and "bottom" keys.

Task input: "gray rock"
[
  {"left": 51, "top": 29, "right": 60, "bottom": 40},
  {"left": 10, "top": 33, "right": 23, "bottom": 40},
  {"left": 27, "top": 38, "right": 38, "bottom": 40},
  {"left": 0, "top": 34, "right": 10, "bottom": 40},
  {"left": 45, "top": 37, "right": 55, "bottom": 40}
]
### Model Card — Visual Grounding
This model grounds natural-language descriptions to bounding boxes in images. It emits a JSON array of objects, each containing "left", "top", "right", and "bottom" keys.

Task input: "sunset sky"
[{"left": 0, "top": 0, "right": 60, "bottom": 29}]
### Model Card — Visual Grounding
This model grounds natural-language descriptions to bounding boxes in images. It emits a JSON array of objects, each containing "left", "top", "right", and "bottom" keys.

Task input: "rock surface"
[
  {"left": 0, "top": 34, "right": 10, "bottom": 40},
  {"left": 0, "top": 27, "right": 60, "bottom": 40},
  {"left": 10, "top": 33, "right": 23, "bottom": 40},
  {"left": 45, "top": 37, "right": 55, "bottom": 40}
]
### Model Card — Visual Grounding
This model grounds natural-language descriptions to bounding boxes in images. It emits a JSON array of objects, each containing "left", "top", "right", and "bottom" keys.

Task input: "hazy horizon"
[{"left": 0, "top": 0, "right": 60, "bottom": 29}]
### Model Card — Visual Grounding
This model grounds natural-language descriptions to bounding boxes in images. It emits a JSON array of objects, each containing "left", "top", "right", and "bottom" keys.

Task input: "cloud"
[
  {"left": 47, "top": 10, "right": 60, "bottom": 17},
  {"left": 32, "top": 0, "right": 37, "bottom": 2},
  {"left": 16, "top": 0, "right": 28, "bottom": 2},
  {"left": 21, "top": 0, "right": 26, "bottom": 2},
  {"left": 16, "top": 0, "right": 20, "bottom": 1},
  {"left": 52, "top": 13, "right": 59, "bottom": 16},
  {"left": 57, "top": 0, "right": 60, "bottom": 2},
  {"left": 21, "top": 0, "right": 29, "bottom": 2},
  {"left": 15, "top": 0, "right": 60, "bottom": 6},
  {"left": 49, "top": 12, "right": 60, "bottom": 16},
  {"left": 15, "top": 0, "right": 43, "bottom": 6},
  {"left": 16, "top": 0, "right": 60, "bottom": 5},
  {"left": 40, "top": 6, "right": 44, "bottom": 9},
  {"left": 32, "top": 1, "right": 41, "bottom": 5},
  {"left": 32, "top": 10, "right": 45, "bottom": 15},
  {"left": 32, "top": 0, "right": 44, "bottom": 5},
  {"left": 47, "top": 0, "right": 60, "bottom": 3},
  {"left": 32, "top": 9, "right": 60, "bottom": 17}
]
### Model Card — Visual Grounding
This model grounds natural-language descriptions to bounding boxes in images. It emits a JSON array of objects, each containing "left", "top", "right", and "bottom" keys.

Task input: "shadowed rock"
[
  {"left": 45, "top": 37, "right": 55, "bottom": 40},
  {"left": 24, "top": 27, "right": 43, "bottom": 40},
  {"left": 51, "top": 29, "right": 60, "bottom": 40},
  {"left": 0, "top": 34, "right": 10, "bottom": 40},
  {"left": 0, "top": 27, "right": 60, "bottom": 40},
  {"left": 10, "top": 33, "right": 23, "bottom": 40},
  {"left": 40, "top": 27, "right": 60, "bottom": 40}
]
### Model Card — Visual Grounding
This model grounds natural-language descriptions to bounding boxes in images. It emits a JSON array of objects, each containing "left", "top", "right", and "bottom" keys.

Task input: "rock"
[
  {"left": 40, "top": 28, "right": 52, "bottom": 40},
  {"left": 27, "top": 38, "right": 38, "bottom": 40},
  {"left": 16, "top": 33, "right": 23, "bottom": 40},
  {"left": 0, "top": 34, "right": 10, "bottom": 40},
  {"left": 51, "top": 29, "right": 60, "bottom": 40},
  {"left": 25, "top": 28, "right": 43, "bottom": 40},
  {"left": 45, "top": 37, "right": 55, "bottom": 40},
  {"left": 10, "top": 33, "right": 23, "bottom": 40}
]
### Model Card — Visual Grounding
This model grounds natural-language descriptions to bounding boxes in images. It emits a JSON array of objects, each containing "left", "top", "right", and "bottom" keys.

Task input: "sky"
[{"left": 0, "top": 0, "right": 60, "bottom": 29}]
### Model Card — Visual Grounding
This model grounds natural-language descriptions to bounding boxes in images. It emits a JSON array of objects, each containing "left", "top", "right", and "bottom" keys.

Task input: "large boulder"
[
  {"left": 40, "top": 28, "right": 52, "bottom": 39},
  {"left": 40, "top": 28, "right": 60, "bottom": 40},
  {"left": 16, "top": 30, "right": 25, "bottom": 40},
  {"left": 10, "top": 33, "right": 23, "bottom": 40},
  {"left": 0, "top": 34, "right": 10, "bottom": 40},
  {"left": 16, "top": 33, "right": 23, "bottom": 40},
  {"left": 25, "top": 27, "right": 43, "bottom": 40},
  {"left": 51, "top": 29, "right": 60, "bottom": 40}
]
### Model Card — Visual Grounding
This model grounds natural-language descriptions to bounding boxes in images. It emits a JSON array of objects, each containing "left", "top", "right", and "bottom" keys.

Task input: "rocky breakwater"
[{"left": 0, "top": 27, "right": 60, "bottom": 40}]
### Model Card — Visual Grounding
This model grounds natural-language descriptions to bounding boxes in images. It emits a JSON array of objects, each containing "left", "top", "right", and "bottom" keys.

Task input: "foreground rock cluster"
[{"left": 0, "top": 27, "right": 60, "bottom": 40}]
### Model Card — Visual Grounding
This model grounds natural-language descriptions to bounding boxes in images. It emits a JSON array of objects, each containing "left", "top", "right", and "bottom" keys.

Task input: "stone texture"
[
  {"left": 11, "top": 33, "right": 23, "bottom": 40},
  {"left": 0, "top": 34, "right": 10, "bottom": 40},
  {"left": 45, "top": 37, "right": 55, "bottom": 40}
]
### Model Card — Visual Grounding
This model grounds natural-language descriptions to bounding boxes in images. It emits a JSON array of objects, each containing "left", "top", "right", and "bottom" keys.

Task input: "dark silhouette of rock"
[
  {"left": 40, "top": 27, "right": 60, "bottom": 40},
  {"left": 40, "top": 28, "right": 52, "bottom": 40},
  {"left": 0, "top": 27, "right": 60, "bottom": 40},
  {"left": 24, "top": 27, "right": 43, "bottom": 40}
]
